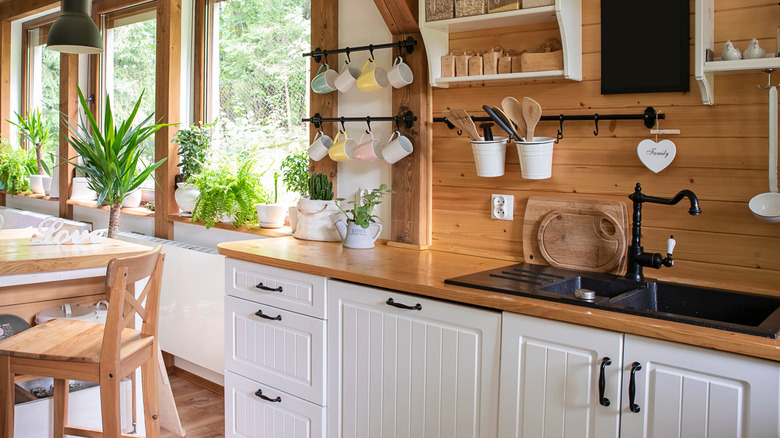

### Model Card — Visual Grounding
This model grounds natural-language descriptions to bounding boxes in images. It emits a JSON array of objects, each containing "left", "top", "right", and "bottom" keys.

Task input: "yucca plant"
[
  {"left": 9, "top": 108, "right": 50, "bottom": 176},
  {"left": 65, "top": 86, "right": 170, "bottom": 238}
]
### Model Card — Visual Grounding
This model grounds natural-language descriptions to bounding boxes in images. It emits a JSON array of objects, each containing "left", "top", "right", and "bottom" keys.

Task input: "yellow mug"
[
  {"left": 356, "top": 59, "right": 389, "bottom": 92},
  {"left": 328, "top": 131, "right": 357, "bottom": 161}
]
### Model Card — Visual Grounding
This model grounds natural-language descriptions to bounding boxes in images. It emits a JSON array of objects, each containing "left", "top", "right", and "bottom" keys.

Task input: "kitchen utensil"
[
  {"left": 482, "top": 105, "right": 522, "bottom": 141},
  {"left": 750, "top": 85, "right": 780, "bottom": 222},
  {"left": 501, "top": 96, "right": 528, "bottom": 140},
  {"left": 523, "top": 196, "right": 629, "bottom": 274},
  {"left": 450, "top": 108, "right": 482, "bottom": 141},
  {"left": 522, "top": 97, "right": 542, "bottom": 141},
  {"left": 493, "top": 106, "right": 525, "bottom": 141},
  {"left": 480, "top": 123, "right": 494, "bottom": 141}
]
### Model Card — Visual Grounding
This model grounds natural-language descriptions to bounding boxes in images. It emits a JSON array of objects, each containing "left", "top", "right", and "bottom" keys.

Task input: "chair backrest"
[{"left": 102, "top": 244, "right": 165, "bottom": 364}]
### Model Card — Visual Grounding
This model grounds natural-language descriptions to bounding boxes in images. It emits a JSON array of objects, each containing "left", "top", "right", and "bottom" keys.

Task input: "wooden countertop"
[
  {"left": 0, "top": 229, "right": 152, "bottom": 276},
  {"left": 218, "top": 237, "right": 780, "bottom": 363}
]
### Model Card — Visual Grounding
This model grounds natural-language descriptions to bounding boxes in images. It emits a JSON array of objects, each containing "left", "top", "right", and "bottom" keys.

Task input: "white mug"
[
  {"left": 334, "top": 62, "right": 361, "bottom": 93},
  {"left": 308, "top": 131, "right": 333, "bottom": 161},
  {"left": 382, "top": 130, "right": 413, "bottom": 164},
  {"left": 387, "top": 56, "right": 413, "bottom": 88}
]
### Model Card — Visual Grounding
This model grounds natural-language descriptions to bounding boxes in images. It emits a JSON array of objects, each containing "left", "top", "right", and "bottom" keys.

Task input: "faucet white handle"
[{"left": 667, "top": 235, "right": 676, "bottom": 256}]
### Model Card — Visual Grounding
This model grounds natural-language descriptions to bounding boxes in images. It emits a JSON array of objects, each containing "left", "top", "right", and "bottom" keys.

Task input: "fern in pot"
[
  {"left": 65, "top": 87, "right": 169, "bottom": 238},
  {"left": 335, "top": 184, "right": 393, "bottom": 249},
  {"left": 9, "top": 108, "right": 51, "bottom": 194},
  {"left": 172, "top": 122, "right": 212, "bottom": 216},
  {"left": 293, "top": 172, "right": 341, "bottom": 241},
  {"left": 0, "top": 139, "right": 37, "bottom": 194}
]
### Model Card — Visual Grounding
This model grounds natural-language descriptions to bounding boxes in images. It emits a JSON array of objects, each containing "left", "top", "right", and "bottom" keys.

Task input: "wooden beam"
[
  {"left": 308, "top": 0, "right": 338, "bottom": 189},
  {"left": 192, "top": 0, "right": 205, "bottom": 124},
  {"left": 389, "top": 32, "right": 430, "bottom": 248},
  {"left": 0, "top": 20, "right": 11, "bottom": 139},
  {"left": 58, "top": 53, "right": 78, "bottom": 219},
  {"left": 0, "top": 0, "right": 58, "bottom": 21},
  {"left": 373, "top": 0, "right": 418, "bottom": 35},
  {"left": 154, "top": 0, "right": 181, "bottom": 240}
]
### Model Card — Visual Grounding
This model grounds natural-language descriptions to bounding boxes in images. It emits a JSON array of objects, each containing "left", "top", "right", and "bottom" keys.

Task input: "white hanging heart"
[{"left": 637, "top": 139, "right": 676, "bottom": 173}]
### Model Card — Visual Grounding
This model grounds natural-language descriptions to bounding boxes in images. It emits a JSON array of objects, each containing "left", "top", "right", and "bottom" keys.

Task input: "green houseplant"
[
  {"left": 293, "top": 172, "right": 340, "bottom": 241},
  {"left": 334, "top": 184, "right": 393, "bottom": 249},
  {"left": 172, "top": 122, "right": 213, "bottom": 214},
  {"left": 65, "top": 87, "right": 169, "bottom": 238},
  {"left": 0, "top": 140, "right": 37, "bottom": 194},
  {"left": 256, "top": 171, "right": 287, "bottom": 228},
  {"left": 189, "top": 155, "right": 270, "bottom": 229},
  {"left": 9, "top": 108, "right": 52, "bottom": 194},
  {"left": 276, "top": 148, "right": 309, "bottom": 231}
]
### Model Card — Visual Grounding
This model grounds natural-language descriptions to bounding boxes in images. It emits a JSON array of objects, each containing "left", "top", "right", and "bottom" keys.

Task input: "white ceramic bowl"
[{"left": 748, "top": 192, "right": 780, "bottom": 223}]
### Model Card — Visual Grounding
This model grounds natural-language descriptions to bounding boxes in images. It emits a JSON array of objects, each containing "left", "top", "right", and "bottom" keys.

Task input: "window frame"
[{"left": 20, "top": 13, "right": 58, "bottom": 145}]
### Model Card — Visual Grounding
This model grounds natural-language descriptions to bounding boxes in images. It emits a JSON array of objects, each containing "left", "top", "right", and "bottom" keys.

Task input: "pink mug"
[{"left": 354, "top": 131, "right": 384, "bottom": 162}]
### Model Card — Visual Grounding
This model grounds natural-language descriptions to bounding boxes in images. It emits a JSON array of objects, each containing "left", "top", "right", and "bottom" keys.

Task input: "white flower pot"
[
  {"left": 335, "top": 219, "right": 383, "bottom": 249},
  {"left": 174, "top": 182, "right": 200, "bottom": 216},
  {"left": 293, "top": 197, "right": 341, "bottom": 241},
  {"left": 121, "top": 189, "right": 142, "bottom": 208},
  {"left": 71, "top": 177, "right": 97, "bottom": 201},
  {"left": 29, "top": 175, "right": 47, "bottom": 194},
  {"left": 256, "top": 203, "right": 287, "bottom": 228},
  {"left": 288, "top": 205, "right": 299, "bottom": 233}
]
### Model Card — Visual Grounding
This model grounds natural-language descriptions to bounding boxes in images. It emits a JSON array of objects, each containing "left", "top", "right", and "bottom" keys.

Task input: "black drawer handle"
[
  {"left": 386, "top": 298, "right": 422, "bottom": 311},
  {"left": 256, "top": 282, "right": 283, "bottom": 292},
  {"left": 598, "top": 356, "right": 611, "bottom": 407},
  {"left": 255, "top": 309, "right": 282, "bottom": 321},
  {"left": 254, "top": 389, "right": 281, "bottom": 403},
  {"left": 629, "top": 362, "right": 642, "bottom": 413}
]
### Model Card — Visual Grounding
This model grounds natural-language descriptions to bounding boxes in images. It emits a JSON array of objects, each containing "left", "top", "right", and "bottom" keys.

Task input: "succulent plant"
[{"left": 309, "top": 172, "right": 333, "bottom": 201}]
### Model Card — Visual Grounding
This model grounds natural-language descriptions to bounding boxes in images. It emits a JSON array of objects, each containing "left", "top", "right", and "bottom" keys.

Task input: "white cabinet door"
[
  {"left": 498, "top": 313, "right": 623, "bottom": 438},
  {"left": 225, "top": 371, "right": 325, "bottom": 438},
  {"left": 621, "top": 334, "right": 780, "bottom": 438},
  {"left": 328, "top": 280, "right": 501, "bottom": 438},
  {"left": 225, "top": 295, "right": 327, "bottom": 405}
]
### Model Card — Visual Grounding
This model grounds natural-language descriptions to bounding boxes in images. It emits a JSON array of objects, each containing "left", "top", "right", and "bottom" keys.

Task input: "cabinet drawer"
[
  {"left": 226, "top": 295, "right": 326, "bottom": 405},
  {"left": 226, "top": 259, "right": 327, "bottom": 319},
  {"left": 225, "top": 371, "right": 325, "bottom": 438}
]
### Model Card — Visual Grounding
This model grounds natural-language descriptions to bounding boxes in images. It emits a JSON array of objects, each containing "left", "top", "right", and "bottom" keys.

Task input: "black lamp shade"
[{"left": 46, "top": 0, "right": 103, "bottom": 54}]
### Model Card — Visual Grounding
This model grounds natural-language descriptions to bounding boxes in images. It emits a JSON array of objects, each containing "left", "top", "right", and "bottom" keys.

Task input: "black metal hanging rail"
[
  {"left": 302, "top": 37, "right": 417, "bottom": 63},
  {"left": 434, "top": 106, "right": 664, "bottom": 143},
  {"left": 303, "top": 111, "right": 417, "bottom": 131}
]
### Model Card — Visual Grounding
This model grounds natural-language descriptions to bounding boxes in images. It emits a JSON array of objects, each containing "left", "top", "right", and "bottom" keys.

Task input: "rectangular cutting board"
[{"left": 523, "top": 196, "right": 629, "bottom": 274}]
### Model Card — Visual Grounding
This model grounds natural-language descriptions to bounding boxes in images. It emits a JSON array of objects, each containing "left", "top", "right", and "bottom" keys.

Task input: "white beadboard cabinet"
[
  {"left": 327, "top": 279, "right": 501, "bottom": 438},
  {"left": 620, "top": 334, "right": 780, "bottom": 438},
  {"left": 498, "top": 313, "right": 624, "bottom": 438}
]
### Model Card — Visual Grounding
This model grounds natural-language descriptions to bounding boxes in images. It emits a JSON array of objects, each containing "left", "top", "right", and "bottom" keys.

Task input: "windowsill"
[
  {"left": 168, "top": 213, "right": 293, "bottom": 238},
  {"left": 0, "top": 190, "right": 59, "bottom": 201},
  {"left": 66, "top": 199, "right": 155, "bottom": 217}
]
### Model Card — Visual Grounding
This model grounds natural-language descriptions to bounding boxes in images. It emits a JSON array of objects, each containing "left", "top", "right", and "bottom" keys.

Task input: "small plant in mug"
[{"left": 336, "top": 184, "right": 394, "bottom": 228}]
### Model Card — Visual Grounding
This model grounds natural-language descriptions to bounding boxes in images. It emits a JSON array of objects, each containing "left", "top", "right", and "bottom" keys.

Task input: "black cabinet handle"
[
  {"left": 386, "top": 298, "right": 422, "bottom": 311},
  {"left": 598, "top": 357, "right": 612, "bottom": 407},
  {"left": 254, "top": 389, "right": 281, "bottom": 403},
  {"left": 629, "top": 361, "right": 642, "bottom": 413},
  {"left": 256, "top": 282, "right": 283, "bottom": 292},
  {"left": 255, "top": 309, "right": 282, "bottom": 321}
]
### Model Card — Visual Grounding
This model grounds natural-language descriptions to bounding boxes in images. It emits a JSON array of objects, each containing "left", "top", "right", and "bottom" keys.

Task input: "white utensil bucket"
[
  {"left": 517, "top": 137, "right": 555, "bottom": 179},
  {"left": 471, "top": 137, "right": 508, "bottom": 177}
]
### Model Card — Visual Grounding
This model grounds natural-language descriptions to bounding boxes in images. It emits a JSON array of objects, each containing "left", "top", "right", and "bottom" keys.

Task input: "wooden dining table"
[{"left": 0, "top": 228, "right": 185, "bottom": 436}]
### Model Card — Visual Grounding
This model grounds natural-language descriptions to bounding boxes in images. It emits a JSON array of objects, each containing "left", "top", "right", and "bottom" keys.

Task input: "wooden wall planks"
[{"left": 430, "top": 0, "right": 780, "bottom": 296}]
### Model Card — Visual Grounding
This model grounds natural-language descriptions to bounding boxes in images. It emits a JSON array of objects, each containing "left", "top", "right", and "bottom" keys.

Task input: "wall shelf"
[{"left": 418, "top": 0, "right": 581, "bottom": 87}]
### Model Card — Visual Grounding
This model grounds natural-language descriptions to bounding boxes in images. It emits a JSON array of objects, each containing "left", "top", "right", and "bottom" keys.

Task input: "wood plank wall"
[{"left": 430, "top": 0, "right": 780, "bottom": 296}]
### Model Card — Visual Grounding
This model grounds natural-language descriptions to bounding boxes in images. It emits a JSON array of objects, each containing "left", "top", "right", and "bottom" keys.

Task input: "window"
[
  {"left": 23, "top": 21, "right": 59, "bottom": 153},
  {"left": 205, "top": 0, "right": 311, "bottom": 204}
]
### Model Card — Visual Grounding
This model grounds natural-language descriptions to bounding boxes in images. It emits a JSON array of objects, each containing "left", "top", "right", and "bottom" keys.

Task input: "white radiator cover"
[{"left": 119, "top": 233, "right": 225, "bottom": 377}]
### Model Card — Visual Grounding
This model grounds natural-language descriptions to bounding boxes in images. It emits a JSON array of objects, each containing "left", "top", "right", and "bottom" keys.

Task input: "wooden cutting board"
[{"left": 523, "top": 196, "right": 629, "bottom": 274}]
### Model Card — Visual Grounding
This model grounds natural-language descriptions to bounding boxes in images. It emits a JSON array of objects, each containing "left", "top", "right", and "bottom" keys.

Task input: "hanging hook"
[
  {"left": 365, "top": 116, "right": 372, "bottom": 133},
  {"left": 759, "top": 69, "right": 776, "bottom": 90},
  {"left": 395, "top": 116, "right": 402, "bottom": 132},
  {"left": 321, "top": 50, "right": 328, "bottom": 66},
  {"left": 340, "top": 117, "right": 346, "bottom": 133},
  {"left": 556, "top": 114, "right": 565, "bottom": 143},
  {"left": 369, "top": 44, "right": 375, "bottom": 61},
  {"left": 345, "top": 47, "right": 351, "bottom": 64},
  {"left": 593, "top": 114, "right": 599, "bottom": 136}
]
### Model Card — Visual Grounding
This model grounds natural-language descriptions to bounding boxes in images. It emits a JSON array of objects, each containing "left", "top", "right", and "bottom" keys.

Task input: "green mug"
[{"left": 311, "top": 63, "right": 337, "bottom": 94}]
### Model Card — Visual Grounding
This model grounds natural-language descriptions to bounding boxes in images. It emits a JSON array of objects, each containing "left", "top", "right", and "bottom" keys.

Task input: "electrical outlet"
[{"left": 491, "top": 194, "right": 514, "bottom": 220}]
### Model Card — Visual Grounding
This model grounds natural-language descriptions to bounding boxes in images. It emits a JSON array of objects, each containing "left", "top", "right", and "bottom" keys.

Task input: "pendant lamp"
[{"left": 46, "top": 0, "right": 103, "bottom": 54}]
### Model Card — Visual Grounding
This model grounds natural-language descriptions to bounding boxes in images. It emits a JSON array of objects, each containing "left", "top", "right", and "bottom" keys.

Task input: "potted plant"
[
  {"left": 293, "top": 172, "right": 341, "bottom": 241},
  {"left": 256, "top": 171, "right": 288, "bottom": 228},
  {"left": 335, "top": 184, "right": 394, "bottom": 249},
  {"left": 279, "top": 148, "right": 309, "bottom": 231},
  {"left": 171, "top": 122, "right": 213, "bottom": 216},
  {"left": 9, "top": 108, "right": 51, "bottom": 194},
  {"left": 189, "top": 154, "right": 270, "bottom": 228},
  {"left": 65, "top": 86, "right": 169, "bottom": 238},
  {"left": 0, "top": 139, "right": 37, "bottom": 194}
]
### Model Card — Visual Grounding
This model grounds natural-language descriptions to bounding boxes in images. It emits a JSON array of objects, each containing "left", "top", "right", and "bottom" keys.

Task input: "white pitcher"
[{"left": 335, "top": 219, "right": 382, "bottom": 249}]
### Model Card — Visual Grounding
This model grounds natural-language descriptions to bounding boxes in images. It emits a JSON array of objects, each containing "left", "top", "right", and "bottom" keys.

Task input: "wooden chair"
[{"left": 0, "top": 244, "right": 165, "bottom": 438}]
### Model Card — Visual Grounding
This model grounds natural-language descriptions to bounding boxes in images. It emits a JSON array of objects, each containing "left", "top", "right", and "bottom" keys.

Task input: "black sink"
[
  {"left": 610, "top": 282, "right": 780, "bottom": 337},
  {"left": 538, "top": 276, "right": 646, "bottom": 298}
]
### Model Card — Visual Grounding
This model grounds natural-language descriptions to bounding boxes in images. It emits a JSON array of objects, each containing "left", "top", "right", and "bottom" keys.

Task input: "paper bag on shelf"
[
  {"left": 482, "top": 46, "right": 503, "bottom": 75},
  {"left": 511, "top": 50, "right": 524, "bottom": 73},
  {"left": 441, "top": 50, "right": 457, "bottom": 78},
  {"left": 469, "top": 52, "right": 484, "bottom": 76},
  {"left": 498, "top": 56, "right": 512, "bottom": 74},
  {"left": 455, "top": 50, "right": 473, "bottom": 77}
]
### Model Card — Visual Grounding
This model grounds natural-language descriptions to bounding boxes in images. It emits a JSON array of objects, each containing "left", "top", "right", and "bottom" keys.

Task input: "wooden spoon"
[
  {"left": 450, "top": 108, "right": 482, "bottom": 141},
  {"left": 522, "top": 97, "right": 542, "bottom": 141},
  {"left": 501, "top": 96, "right": 527, "bottom": 140}
]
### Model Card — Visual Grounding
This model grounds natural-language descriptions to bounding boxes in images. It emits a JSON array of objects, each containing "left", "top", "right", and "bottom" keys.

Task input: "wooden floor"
[{"left": 161, "top": 374, "right": 225, "bottom": 438}]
